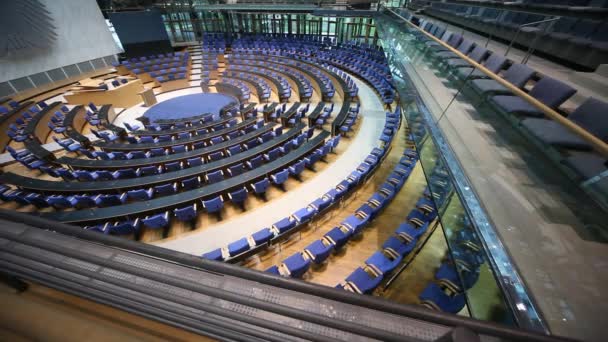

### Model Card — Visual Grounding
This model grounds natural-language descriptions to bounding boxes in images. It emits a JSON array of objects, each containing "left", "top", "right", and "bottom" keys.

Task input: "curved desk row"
[
  {"left": 93, "top": 117, "right": 256, "bottom": 151},
  {"left": 23, "top": 102, "right": 62, "bottom": 162},
  {"left": 307, "top": 103, "right": 327, "bottom": 127},
  {"left": 96, "top": 105, "right": 127, "bottom": 137},
  {"left": 225, "top": 65, "right": 290, "bottom": 102},
  {"left": 331, "top": 101, "right": 352, "bottom": 136},
  {"left": 39, "top": 129, "right": 330, "bottom": 224},
  {"left": 0, "top": 101, "right": 34, "bottom": 151},
  {"left": 1, "top": 123, "right": 305, "bottom": 194},
  {"left": 55, "top": 123, "right": 276, "bottom": 169}
]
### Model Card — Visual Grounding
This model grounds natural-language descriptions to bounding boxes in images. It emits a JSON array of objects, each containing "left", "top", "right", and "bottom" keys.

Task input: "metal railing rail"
[
  {"left": 418, "top": 0, "right": 608, "bottom": 20},
  {"left": 0, "top": 209, "right": 576, "bottom": 342},
  {"left": 386, "top": 8, "right": 608, "bottom": 158}
]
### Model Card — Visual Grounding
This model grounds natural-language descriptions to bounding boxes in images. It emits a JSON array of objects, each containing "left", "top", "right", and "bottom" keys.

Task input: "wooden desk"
[
  {"left": 65, "top": 79, "right": 144, "bottom": 108},
  {"left": 2, "top": 125, "right": 303, "bottom": 194},
  {"left": 138, "top": 88, "right": 157, "bottom": 107},
  {"left": 78, "top": 78, "right": 104, "bottom": 88},
  {"left": 39, "top": 129, "right": 328, "bottom": 224}
]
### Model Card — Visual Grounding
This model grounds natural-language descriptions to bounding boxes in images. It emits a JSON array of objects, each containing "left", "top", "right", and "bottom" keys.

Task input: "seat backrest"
[
  {"left": 483, "top": 53, "right": 507, "bottom": 74},
  {"left": 467, "top": 46, "right": 489, "bottom": 62},
  {"left": 503, "top": 63, "right": 536, "bottom": 88},
  {"left": 569, "top": 97, "right": 608, "bottom": 142},
  {"left": 447, "top": 34, "right": 463, "bottom": 48},
  {"left": 456, "top": 39, "right": 475, "bottom": 54},
  {"left": 529, "top": 76, "right": 577, "bottom": 108}
]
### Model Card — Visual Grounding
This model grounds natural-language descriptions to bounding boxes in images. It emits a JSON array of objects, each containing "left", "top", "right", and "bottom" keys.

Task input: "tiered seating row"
[
  {"left": 202, "top": 109, "right": 401, "bottom": 263},
  {"left": 409, "top": 17, "right": 608, "bottom": 191}
]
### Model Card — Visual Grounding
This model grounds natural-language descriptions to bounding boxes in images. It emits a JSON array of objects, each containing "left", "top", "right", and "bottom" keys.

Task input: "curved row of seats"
[
  {"left": 335, "top": 164, "right": 449, "bottom": 295},
  {"left": 222, "top": 71, "right": 272, "bottom": 101},
  {"left": 227, "top": 54, "right": 333, "bottom": 101},
  {"left": 409, "top": 16, "right": 608, "bottom": 200},
  {"left": 266, "top": 146, "right": 415, "bottom": 279},
  {"left": 224, "top": 64, "right": 292, "bottom": 101},
  {"left": 202, "top": 109, "right": 401, "bottom": 263},
  {"left": 0, "top": 124, "right": 307, "bottom": 207},
  {"left": 421, "top": 2, "right": 608, "bottom": 70},
  {"left": 213, "top": 78, "right": 251, "bottom": 103}
]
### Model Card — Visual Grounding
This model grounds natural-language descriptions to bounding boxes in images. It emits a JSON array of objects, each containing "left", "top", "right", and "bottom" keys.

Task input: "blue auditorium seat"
[
  {"left": 227, "top": 187, "right": 248, "bottom": 208},
  {"left": 324, "top": 226, "right": 353, "bottom": 250},
  {"left": 187, "top": 157, "right": 204, "bottom": 168},
  {"left": 303, "top": 150, "right": 322, "bottom": 170},
  {"left": 68, "top": 195, "right": 96, "bottom": 209},
  {"left": 396, "top": 221, "right": 429, "bottom": 242},
  {"left": 304, "top": 239, "right": 334, "bottom": 264},
  {"left": 155, "top": 182, "right": 177, "bottom": 196},
  {"left": 521, "top": 97, "right": 608, "bottom": 150},
  {"left": 228, "top": 238, "right": 250, "bottom": 257},
  {"left": 110, "top": 218, "right": 140, "bottom": 235},
  {"left": 470, "top": 64, "right": 535, "bottom": 96},
  {"left": 73, "top": 170, "right": 98, "bottom": 181},
  {"left": 94, "top": 193, "right": 126, "bottom": 207},
  {"left": 271, "top": 217, "right": 296, "bottom": 235},
  {"left": 490, "top": 76, "right": 577, "bottom": 118},
  {"left": 245, "top": 155, "right": 263, "bottom": 170},
  {"left": 270, "top": 169, "right": 289, "bottom": 187},
  {"left": 265, "top": 265, "right": 281, "bottom": 275},
  {"left": 227, "top": 144, "right": 242, "bottom": 156},
  {"left": 181, "top": 176, "right": 201, "bottom": 190},
  {"left": 281, "top": 252, "right": 311, "bottom": 278},
  {"left": 251, "top": 178, "right": 270, "bottom": 198},
  {"left": 165, "top": 161, "right": 183, "bottom": 172},
  {"left": 174, "top": 203, "right": 198, "bottom": 222},
  {"left": 142, "top": 211, "right": 170, "bottom": 229},
  {"left": 342, "top": 213, "right": 370, "bottom": 235},
  {"left": 127, "top": 188, "right": 154, "bottom": 201},
  {"left": 141, "top": 165, "right": 162, "bottom": 176},
  {"left": 366, "top": 251, "right": 402, "bottom": 275},
  {"left": 203, "top": 248, "right": 223, "bottom": 261},
  {"left": 344, "top": 267, "right": 383, "bottom": 294},
  {"left": 206, "top": 170, "right": 224, "bottom": 184},
  {"left": 288, "top": 160, "right": 306, "bottom": 179},
  {"left": 263, "top": 147, "right": 281, "bottom": 162},
  {"left": 46, "top": 195, "right": 72, "bottom": 210},
  {"left": 172, "top": 145, "right": 187, "bottom": 154},
  {"left": 227, "top": 163, "right": 245, "bottom": 177},
  {"left": 252, "top": 228, "right": 273, "bottom": 246},
  {"left": 382, "top": 236, "right": 416, "bottom": 258},
  {"left": 202, "top": 196, "right": 224, "bottom": 215},
  {"left": 419, "top": 283, "right": 466, "bottom": 314},
  {"left": 309, "top": 195, "right": 333, "bottom": 212},
  {"left": 292, "top": 206, "right": 317, "bottom": 224},
  {"left": 113, "top": 168, "right": 141, "bottom": 179},
  {"left": 207, "top": 151, "right": 224, "bottom": 162},
  {"left": 124, "top": 122, "right": 140, "bottom": 132},
  {"left": 25, "top": 193, "right": 49, "bottom": 208}
]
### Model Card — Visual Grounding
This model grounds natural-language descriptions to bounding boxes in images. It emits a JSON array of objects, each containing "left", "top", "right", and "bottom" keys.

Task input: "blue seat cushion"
[
  {"left": 202, "top": 248, "right": 223, "bottom": 261},
  {"left": 490, "top": 96, "right": 544, "bottom": 117},
  {"left": 282, "top": 253, "right": 311, "bottom": 278},
  {"left": 366, "top": 251, "right": 402, "bottom": 274},
  {"left": 252, "top": 228, "right": 273, "bottom": 245},
  {"left": 521, "top": 118, "right": 592, "bottom": 151},
  {"left": 345, "top": 267, "right": 383, "bottom": 294},
  {"left": 228, "top": 238, "right": 250, "bottom": 256},
  {"left": 470, "top": 79, "right": 510, "bottom": 95},
  {"left": 305, "top": 240, "right": 334, "bottom": 263}
]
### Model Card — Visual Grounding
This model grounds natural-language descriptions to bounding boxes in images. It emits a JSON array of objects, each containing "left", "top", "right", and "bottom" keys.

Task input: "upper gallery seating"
[
  {"left": 421, "top": 2, "right": 608, "bottom": 70},
  {"left": 404, "top": 16, "right": 608, "bottom": 204}
]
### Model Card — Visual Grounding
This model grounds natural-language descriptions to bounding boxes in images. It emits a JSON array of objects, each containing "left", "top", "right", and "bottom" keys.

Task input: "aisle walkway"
[{"left": 156, "top": 76, "right": 387, "bottom": 255}]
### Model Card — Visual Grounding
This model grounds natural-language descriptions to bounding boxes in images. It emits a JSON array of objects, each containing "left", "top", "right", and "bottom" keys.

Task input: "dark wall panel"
[{"left": 109, "top": 9, "right": 172, "bottom": 59}]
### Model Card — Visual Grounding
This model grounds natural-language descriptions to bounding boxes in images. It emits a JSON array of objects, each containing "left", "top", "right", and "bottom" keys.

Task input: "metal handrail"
[
  {"left": 0, "top": 209, "right": 576, "bottom": 342},
  {"left": 420, "top": 0, "right": 608, "bottom": 20},
  {"left": 505, "top": 17, "right": 560, "bottom": 57},
  {"left": 387, "top": 9, "right": 608, "bottom": 157}
]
